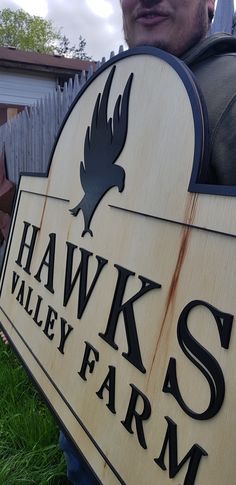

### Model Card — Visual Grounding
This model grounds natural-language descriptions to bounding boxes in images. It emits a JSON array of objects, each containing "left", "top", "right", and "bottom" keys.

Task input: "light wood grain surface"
[{"left": 0, "top": 51, "right": 235, "bottom": 484}]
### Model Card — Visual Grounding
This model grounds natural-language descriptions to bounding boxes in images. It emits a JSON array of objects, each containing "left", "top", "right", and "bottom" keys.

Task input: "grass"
[{"left": 0, "top": 338, "right": 70, "bottom": 485}]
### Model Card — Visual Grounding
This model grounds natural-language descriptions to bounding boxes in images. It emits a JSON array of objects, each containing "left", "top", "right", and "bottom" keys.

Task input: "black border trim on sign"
[
  {"left": 0, "top": 46, "right": 229, "bottom": 482},
  {"left": 109, "top": 205, "right": 235, "bottom": 239}
]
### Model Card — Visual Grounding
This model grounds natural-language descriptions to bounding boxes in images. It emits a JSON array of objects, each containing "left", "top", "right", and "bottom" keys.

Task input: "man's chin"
[
  {"left": 131, "top": 37, "right": 170, "bottom": 52},
  {"left": 125, "top": 29, "right": 169, "bottom": 50}
]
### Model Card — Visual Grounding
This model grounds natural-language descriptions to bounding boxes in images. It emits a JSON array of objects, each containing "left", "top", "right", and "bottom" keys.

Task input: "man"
[
  {"left": 62, "top": 1, "right": 236, "bottom": 483},
  {"left": 121, "top": 0, "right": 236, "bottom": 185},
  {"left": 121, "top": 0, "right": 215, "bottom": 56}
]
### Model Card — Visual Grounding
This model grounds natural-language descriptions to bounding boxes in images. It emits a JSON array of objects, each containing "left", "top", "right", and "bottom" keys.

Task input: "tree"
[
  {"left": 0, "top": 8, "right": 60, "bottom": 54},
  {"left": 56, "top": 35, "right": 92, "bottom": 61},
  {"left": 0, "top": 8, "right": 92, "bottom": 59}
]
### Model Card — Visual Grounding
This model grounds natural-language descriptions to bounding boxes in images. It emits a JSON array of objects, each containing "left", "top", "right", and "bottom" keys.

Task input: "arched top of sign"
[
  {"left": 49, "top": 45, "right": 209, "bottom": 196},
  {"left": 46, "top": 46, "right": 236, "bottom": 199}
]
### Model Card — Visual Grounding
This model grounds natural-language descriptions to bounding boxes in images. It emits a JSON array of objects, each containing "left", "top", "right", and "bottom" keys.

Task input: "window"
[{"left": 0, "top": 104, "right": 25, "bottom": 126}]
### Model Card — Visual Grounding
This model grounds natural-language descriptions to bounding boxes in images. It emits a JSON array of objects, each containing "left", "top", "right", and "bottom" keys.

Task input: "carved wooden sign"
[{"left": 0, "top": 47, "right": 236, "bottom": 484}]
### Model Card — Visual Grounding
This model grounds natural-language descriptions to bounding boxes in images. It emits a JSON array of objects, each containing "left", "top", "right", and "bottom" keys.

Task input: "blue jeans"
[{"left": 59, "top": 431, "right": 99, "bottom": 484}]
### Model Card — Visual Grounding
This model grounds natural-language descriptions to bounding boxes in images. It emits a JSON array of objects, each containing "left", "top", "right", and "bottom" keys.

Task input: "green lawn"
[{"left": 0, "top": 339, "right": 70, "bottom": 484}]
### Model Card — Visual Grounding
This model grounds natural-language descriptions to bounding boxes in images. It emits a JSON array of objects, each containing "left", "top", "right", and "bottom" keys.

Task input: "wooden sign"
[{"left": 0, "top": 47, "right": 236, "bottom": 484}]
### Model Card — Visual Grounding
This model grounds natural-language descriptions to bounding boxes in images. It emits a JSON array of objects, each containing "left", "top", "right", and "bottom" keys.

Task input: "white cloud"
[
  {"left": 46, "top": 0, "right": 124, "bottom": 61},
  {"left": 86, "top": 0, "right": 113, "bottom": 19},
  {"left": 10, "top": 0, "right": 48, "bottom": 17}
]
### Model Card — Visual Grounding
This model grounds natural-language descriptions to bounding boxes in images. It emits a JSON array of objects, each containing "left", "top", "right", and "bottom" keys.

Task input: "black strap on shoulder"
[{"left": 182, "top": 33, "right": 236, "bottom": 67}]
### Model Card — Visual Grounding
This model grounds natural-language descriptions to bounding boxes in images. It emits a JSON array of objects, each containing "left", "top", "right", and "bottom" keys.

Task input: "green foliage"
[
  {"left": 0, "top": 8, "right": 60, "bottom": 54},
  {"left": 0, "top": 339, "right": 69, "bottom": 484},
  {"left": 0, "top": 8, "right": 92, "bottom": 59}
]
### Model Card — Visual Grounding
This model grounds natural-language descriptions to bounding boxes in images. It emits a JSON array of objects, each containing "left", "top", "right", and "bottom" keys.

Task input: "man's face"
[{"left": 121, "top": 0, "right": 215, "bottom": 57}]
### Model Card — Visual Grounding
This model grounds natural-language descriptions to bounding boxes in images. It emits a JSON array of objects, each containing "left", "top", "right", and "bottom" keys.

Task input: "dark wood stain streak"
[
  {"left": 39, "top": 180, "right": 51, "bottom": 229},
  {"left": 39, "top": 197, "right": 47, "bottom": 229},
  {"left": 147, "top": 193, "right": 198, "bottom": 384}
]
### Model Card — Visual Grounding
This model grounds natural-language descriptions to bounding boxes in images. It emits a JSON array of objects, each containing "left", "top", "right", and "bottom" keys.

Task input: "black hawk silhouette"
[{"left": 70, "top": 65, "right": 133, "bottom": 236}]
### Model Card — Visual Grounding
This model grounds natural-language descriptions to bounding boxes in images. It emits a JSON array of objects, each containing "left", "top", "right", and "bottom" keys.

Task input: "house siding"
[{"left": 0, "top": 68, "right": 57, "bottom": 106}]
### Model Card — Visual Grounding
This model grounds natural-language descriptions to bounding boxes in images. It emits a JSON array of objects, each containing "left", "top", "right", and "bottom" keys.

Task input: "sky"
[
  {"left": 0, "top": 0, "right": 235, "bottom": 61},
  {"left": 1, "top": 0, "right": 124, "bottom": 61}
]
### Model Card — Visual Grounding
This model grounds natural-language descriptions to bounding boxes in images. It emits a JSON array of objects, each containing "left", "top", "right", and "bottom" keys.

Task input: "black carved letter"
[
  {"left": 11, "top": 271, "right": 20, "bottom": 294},
  {"left": 63, "top": 245, "right": 107, "bottom": 318},
  {"left": 15, "top": 222, "right": 40, "bottom": 274},
  {"left": 78, "top": 341, "right": 99, "bottom": 381},
  {"left": 43, "top": 305, "right": 57, "bottom": 341},
  {"left": 163, "top": 300, "right": 233, "bottom": 420},
  {"left": 121, "top": 384, "right": 151, "bottom": 449},
  {"left": 34, "top": 233, "right": 56, "bottom": 294},
  {"left": 154, "top": 417, "right": 207, "bottom": 485},
  {"left": 96, "top": 366, "right": 116, "bottom": 414},
  {"left": 99, "top": 265, "right": 161, "bottom": 374}
]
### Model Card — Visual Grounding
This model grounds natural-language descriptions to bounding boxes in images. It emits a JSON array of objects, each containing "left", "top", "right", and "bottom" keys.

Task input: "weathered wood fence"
[{"left": 0, "top": 66, "right": 97, "bottom": 184}]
